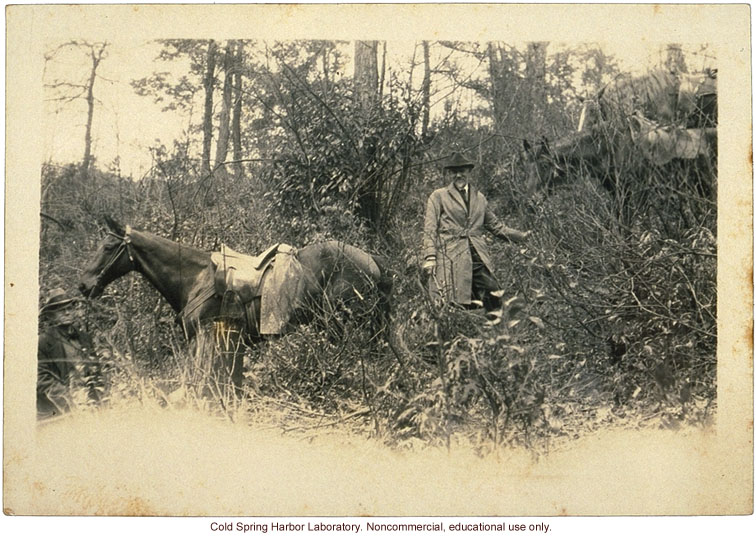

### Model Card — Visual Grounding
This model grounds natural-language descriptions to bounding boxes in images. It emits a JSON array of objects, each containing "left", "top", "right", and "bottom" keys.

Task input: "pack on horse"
[
  {"left": 522, "top": 68, "right": 717, "bottom": 224},
  {"left": 577, "top": 69, "right": 717, "bottom": 133},
  {"left": 79, "top": 217, "right": 399, "bottom": 396}
]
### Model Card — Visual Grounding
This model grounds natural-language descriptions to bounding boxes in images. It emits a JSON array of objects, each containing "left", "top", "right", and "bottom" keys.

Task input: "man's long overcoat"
[{"left": 423, "top": 183, "right": 520, "bottom": 305}]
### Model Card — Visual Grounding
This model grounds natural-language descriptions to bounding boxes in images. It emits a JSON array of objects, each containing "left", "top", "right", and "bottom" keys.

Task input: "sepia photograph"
[{"left": 3, "top": 2, "right": 753, "bottom": 527}]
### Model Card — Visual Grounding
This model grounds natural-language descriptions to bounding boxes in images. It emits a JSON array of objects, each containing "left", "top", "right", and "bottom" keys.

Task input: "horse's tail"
[
  {"left": 371, "top": 254, "right": 393, "bottom": 310},
  {"left": 372, "top": 254, "right": 409, "bottom": 367}
]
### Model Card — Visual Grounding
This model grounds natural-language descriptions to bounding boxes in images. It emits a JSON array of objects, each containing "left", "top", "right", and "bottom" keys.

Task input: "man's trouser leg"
[{"left": 470, "top": 247, "right": 502, "bottom": 312}]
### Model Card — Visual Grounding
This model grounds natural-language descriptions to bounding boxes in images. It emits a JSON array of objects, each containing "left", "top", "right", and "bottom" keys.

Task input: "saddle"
[
  {"left": 211, "top": 243, "right": 283, "bottom": 302},
  {"left": 210, "top": 243, "right": 304, "bottom": 335}
]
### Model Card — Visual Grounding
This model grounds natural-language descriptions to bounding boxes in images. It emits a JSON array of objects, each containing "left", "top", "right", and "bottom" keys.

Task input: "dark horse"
[{"left": 79, "top": 217, "right": 398, "bottom": 395}]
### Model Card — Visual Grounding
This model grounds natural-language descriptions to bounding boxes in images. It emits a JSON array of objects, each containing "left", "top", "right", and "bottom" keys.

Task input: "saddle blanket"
[{"left": 211, "top": 243, "right": 305, "bottom": 335}]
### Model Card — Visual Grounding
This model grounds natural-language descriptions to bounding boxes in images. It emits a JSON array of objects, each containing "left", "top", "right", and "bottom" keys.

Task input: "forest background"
[
  {"left": 4, "top": 3, "right": 755, "bottom": 523},
  {"left": 36, "top": 36, "right": 721, "bottom": 451}
]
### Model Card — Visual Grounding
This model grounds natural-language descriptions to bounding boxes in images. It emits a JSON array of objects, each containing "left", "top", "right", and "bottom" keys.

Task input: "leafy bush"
[{"left": 38, "top": 44, "right": 718, "bottom": 453}]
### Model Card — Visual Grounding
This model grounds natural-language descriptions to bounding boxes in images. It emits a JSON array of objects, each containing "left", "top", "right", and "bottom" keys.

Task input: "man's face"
[
  {"left": 49, "top": 305, "right": 81, "bottom": 327},
  {"left": 449, "top": 167, "right": 471, "bottom": 189}
]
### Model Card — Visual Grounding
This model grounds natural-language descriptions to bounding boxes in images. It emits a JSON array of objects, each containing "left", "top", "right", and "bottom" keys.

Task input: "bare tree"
[{"left": 45, "top": 40, "right": 109, "bottom": 174}]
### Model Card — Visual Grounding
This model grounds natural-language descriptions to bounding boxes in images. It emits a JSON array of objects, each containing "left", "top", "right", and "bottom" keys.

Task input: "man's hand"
[
  {"left": 509, "top": 229, "right": 531, "bottom": 243},
  {"left": 422, "top": 258, "right": 436, "bottom": 282}
]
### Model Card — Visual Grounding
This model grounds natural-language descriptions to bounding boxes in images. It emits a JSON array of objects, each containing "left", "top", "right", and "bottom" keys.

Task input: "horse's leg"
[
  {"left": 367, "top": 256, "right": 409, "bottom": 368},
  {"left": 371, "top": 292, "right": 406, "bottom": 368},
  {"left": 188, "top": 323, "right": 222, "bottom": 401},
  {"left": 213, "top": 319, "right": 245, "bottom": 399}
]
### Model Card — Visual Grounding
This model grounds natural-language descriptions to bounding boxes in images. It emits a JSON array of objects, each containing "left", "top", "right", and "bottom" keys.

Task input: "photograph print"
[{"left": 4, "top": 3, "right": 752, "bottom": 518}]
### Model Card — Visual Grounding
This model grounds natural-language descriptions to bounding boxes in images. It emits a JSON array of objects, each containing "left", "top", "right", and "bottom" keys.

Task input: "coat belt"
[{"left": 440, "top": 230, "right": 482, "bottom": 239}]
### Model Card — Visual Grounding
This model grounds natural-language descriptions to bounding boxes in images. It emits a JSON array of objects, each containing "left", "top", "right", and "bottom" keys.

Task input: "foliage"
[
  {"left": 39, "top": 40, "right": 718, "bottom": 454},
  {"left": 243, "top": 46, "right": 422, "bottom": 241},
  {"left": 131, "top": 39, "right": 211, "bottom": 112}
]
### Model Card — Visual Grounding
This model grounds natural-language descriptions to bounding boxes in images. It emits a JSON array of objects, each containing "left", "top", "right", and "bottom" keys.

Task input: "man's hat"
[
  {"left": 41, "top": 288, "right": 78, "bottom": 314},
  {"left": 444, "top": 152, "right": 475, "bottom": 170}
]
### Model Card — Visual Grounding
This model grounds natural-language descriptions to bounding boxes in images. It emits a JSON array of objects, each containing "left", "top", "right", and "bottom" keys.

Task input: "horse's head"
[
  {"left": 522, "top": 137, "right": 561, "bottom": 197},
  {"left": 79, "top": 216, "right": 137, "bottom": 298},
  {"left": 522, "top": 131, "right": 605, "bottom": 198}
]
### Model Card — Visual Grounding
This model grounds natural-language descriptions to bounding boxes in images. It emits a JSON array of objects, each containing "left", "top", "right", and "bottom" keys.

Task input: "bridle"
[{"left": 91, "top": 225, "right": 136, "bottom": 290}]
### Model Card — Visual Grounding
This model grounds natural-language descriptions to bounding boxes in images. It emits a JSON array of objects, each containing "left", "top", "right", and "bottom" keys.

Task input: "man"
[
  {"left": 422, "top": 152, "right": 529, "bottom": 315},
  {"left": 37, "top": 288, "right": 100, "bottom": 419}
]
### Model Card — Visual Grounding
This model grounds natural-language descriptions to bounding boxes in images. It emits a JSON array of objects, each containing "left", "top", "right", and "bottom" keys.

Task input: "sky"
[
  {"left": 43, "top": 40, "right": 189, "bottom": 179},
  {"left": 42, "top": 39, "right": 715, "bottom": 179}
]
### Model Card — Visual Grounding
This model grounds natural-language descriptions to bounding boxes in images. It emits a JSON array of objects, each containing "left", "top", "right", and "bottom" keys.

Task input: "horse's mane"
[{"left": 131, "top": 227, "right": 212, "bottom": 261}]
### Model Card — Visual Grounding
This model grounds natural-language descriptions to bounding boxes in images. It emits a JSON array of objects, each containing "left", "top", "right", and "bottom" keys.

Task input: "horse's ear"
[{"left": 103, "top": 215, "right": 125, "bottom": 236}]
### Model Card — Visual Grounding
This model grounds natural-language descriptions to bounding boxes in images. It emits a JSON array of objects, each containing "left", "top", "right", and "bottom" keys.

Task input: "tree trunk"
[
  {"left": 421, "top": 41, "right": 431, "bottom": 140},
  {"left": 81, "top": 44, "right": 107, "bottom": 175},
  {"left": 321, "top": 45, "right": 330, "bottom": 94},
  {"left": 353, "top": 40, "right": 381, "bottom": 228},
  {"left": 379, "top": 41, "right": 387, "bottom": 101},
  {"left": 354, "top": 40, "right": 379, "bottom": 113},
  {"left": 525, "top": 42, "right": 548, "bottom": 131},
  {"left": 232, "top": 40, "right": 244, "bottom": 179},
  {"left": 201, "top": 40, "right": 217, "bottom": 177},
  {"left": 488, "top": 42, "right": 521, "bottom": 138},
  {"left": 82, "top": 58, "right": 96, "bottom": 174},
  {"left": 487, "top": 42, "right": 504, "bottom": 134},
  {"left": 215, "top": 41, "right": 233, "bottom": 177}
]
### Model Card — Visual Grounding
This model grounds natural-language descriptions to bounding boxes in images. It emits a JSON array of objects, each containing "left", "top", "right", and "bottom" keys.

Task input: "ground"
[{"left": 4, "top": 404, "right": 744, "bottom": 516}]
